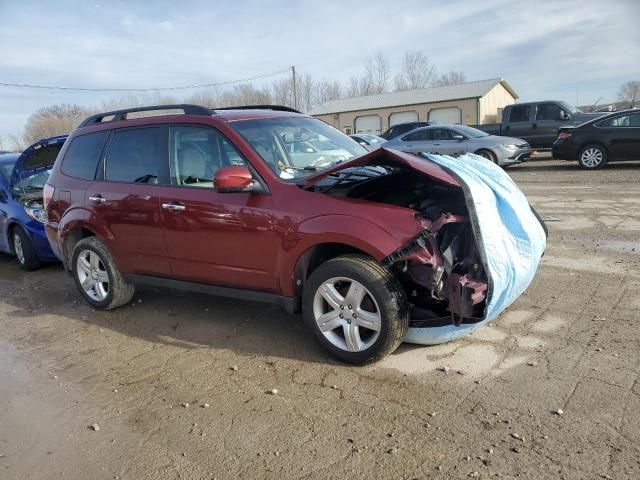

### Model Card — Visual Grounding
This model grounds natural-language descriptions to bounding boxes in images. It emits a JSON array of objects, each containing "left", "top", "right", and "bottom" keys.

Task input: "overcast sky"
[{"left": 1, "top": 0, "right": 639, "bottom": 146}]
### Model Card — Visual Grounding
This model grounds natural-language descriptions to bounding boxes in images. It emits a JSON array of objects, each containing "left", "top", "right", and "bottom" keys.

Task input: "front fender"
[{"left": 278, "top": 214, "right": 417, "bottom": 296}]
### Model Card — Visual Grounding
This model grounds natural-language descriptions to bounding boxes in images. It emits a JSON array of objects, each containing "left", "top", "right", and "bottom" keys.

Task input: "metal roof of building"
[{"left": 310, "top": 78, "right": 517, "bottom": 116}]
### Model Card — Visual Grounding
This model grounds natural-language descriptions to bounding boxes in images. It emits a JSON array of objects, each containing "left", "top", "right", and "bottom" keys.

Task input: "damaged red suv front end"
[{"left": 302, "top": 148, "right": 490, "bottom": 329}]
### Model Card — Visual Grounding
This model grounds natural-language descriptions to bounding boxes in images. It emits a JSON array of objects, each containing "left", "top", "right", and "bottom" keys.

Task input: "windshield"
[
  {"left": 559, "top": 101, "right": 583, "bottom": 114},
  {"left": 231, "top": 117, "right": 367, "bottom": 180},
  {"left": 13, "top": 169, "right": 51, "bottom": 198},
  {"left": 453, "top": 125, "right": 489, "bottom": 138},
  {"left": 0, "top": 161, "right": 16, "bottom": 183}
]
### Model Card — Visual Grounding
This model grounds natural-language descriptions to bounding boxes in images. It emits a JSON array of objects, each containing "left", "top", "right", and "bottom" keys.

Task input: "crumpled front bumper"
[{"left": 401, "top": 153, "right": 547, "bottom": 345}]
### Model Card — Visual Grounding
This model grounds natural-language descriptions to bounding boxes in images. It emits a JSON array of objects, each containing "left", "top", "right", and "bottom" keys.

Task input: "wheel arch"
[{"left": 291, "top": 242, "right": 373, "bottom": 298}]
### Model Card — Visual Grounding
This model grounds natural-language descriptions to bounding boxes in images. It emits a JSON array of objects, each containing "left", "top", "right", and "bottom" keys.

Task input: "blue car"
[{"left": 0, "top": 135, "right": 67, "bottom": 270}]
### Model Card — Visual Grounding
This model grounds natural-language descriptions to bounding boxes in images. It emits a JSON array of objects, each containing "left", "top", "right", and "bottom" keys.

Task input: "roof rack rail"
[
  {"left": 215, "top": 105, "right": 302, "bottom": 114},
  {"left": 78, "top": 104, "right": 212, "bottom": 128}
]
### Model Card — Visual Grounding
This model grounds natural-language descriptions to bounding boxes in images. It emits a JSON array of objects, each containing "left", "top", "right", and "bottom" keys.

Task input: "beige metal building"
[{"left": 310, "top": 78, "right": 517, "bottom": 135}]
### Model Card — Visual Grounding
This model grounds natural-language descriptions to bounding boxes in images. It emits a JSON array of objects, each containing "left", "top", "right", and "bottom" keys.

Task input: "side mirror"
[
  {"left": 452, "top": 134, "right": 464, "bottom": 141},
  {"left": 560, "top": 111, "right": 571, "bottom": 121},
  {"left": 214, "top": 166, "right": 256, "bottom": 193}
]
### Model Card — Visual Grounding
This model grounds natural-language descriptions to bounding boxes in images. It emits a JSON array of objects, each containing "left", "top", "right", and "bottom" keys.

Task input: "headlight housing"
[
  {"left": 24, "top": 203, "right": 47, "bottom": 223},
  {"left": 503, "top": 144, "right": 519, "bottom": 150}
]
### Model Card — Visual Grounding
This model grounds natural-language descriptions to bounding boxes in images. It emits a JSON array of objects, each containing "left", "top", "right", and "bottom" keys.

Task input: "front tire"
[
  {"left": 302, "top": 255, "right": 409, "bottom": 365},
  {"left": 12, "top": 226, "right": 41, "bottom": 271},
  {"left": 475, "top": 149, "right": 497, "bottom": 164},
  {"left": 71, "top": 237, "right": 134, "bottom": 310},
  {"left": 578, "top": 144, "right": 607, "bottom": 169}
]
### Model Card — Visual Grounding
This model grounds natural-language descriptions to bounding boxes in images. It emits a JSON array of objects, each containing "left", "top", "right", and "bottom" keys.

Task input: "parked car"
[
  {"left": 379, "top": 121, "right": 437, "bottom": 140},
  {"left": 45, "top": 104, "right": 541, "bottom": 364},
  {"left": 0, "top": 136, "right": 67, "bottom": 269},
  {"left": 552, "top": 109, "right": 640, "bottom": 169},
  {"left": 383, "top": 125, "right": 531, "bottom": 167},
  {"left": 349, "top": 134, "right": 387, "bottom": 150},
  {"left": 473, "top": 101, "right": 606, "bottom": 149},
  {"left": 284, "top": 137, "right": 353, "bottom": 169}
]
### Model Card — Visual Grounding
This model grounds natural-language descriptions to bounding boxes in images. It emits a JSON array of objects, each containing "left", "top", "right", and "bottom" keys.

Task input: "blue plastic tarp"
[{"left": 404, "top": 153, "right": 547, "bottom": 345}]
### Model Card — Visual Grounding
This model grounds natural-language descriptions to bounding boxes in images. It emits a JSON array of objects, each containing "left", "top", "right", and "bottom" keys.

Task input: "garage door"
[
  {"left": 389, "top": 111, "right": 419, "bottom": 127},
  {"left": 428, "top": 107, "right": 462, "bottom": 124},
  {"left": 354, "top": 115, "right": 382, "bottom": 134}
]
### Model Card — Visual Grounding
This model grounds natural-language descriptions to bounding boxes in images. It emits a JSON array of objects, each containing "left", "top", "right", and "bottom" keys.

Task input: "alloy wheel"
[
  {"left": 76, "top": 250, "right": 110, "bottom": 301},
  {"left": 581, "top": 147, "right": 603, "bottom": 168},
  {"left": 312, "top": 276, "right": 382, "bottom": 352},
  {"left": 13, "top": 233, "right": 24, "bottom": 265}
]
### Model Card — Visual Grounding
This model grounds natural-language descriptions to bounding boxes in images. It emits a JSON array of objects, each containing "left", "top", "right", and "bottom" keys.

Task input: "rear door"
[
  {"left": 88, "top": 126, "right": 171, "bottom": 276},
  {"left": 395, "top": 128, "right": 433, "bottom": 153},
  {"left": 504, "top": 105, "right": 534, "bottom": 144},
  {"left": 602, "top": 112, "right": 640, "bottom": 159},
  {"left": 159, "top": 124, "right": 280, "bottom": 292}
]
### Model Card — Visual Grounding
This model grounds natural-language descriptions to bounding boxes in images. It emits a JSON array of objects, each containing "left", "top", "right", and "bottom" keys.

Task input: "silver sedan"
[{"left": 383, "top": 125, "right": 531, "bottom": 167}]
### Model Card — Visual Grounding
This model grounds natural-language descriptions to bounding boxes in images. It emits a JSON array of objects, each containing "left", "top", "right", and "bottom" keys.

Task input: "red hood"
[{"left": 300, "top": 147, "right": 460, "bottom": 189}]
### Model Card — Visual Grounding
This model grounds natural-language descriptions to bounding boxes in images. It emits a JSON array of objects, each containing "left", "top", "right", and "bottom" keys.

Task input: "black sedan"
[{"left": 552, "top": 109, "right": 640, "bottom": 169}]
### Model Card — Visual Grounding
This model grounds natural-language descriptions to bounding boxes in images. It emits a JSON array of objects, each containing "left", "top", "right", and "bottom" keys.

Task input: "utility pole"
[{"left": 291, "top": 65, "right": 298, "bottom": 110}]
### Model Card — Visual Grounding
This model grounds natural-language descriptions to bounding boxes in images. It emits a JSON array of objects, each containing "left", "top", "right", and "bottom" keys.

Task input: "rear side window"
[
  {"left": 509, "top": 105, "right": 531, "bottom": 123},
  {"left": 61, "top": 131, "right": 109, "bottom": 180},
  {"left": 104, "top": 127, "right": 165, "bottom": 184}
]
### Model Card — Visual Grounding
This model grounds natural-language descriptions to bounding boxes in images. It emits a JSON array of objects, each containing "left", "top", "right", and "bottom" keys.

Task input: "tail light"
[
  {"left": 557, "top": 132, "right": 573, "bottom": 139},
  {"left": 43, "top": 183, "right": 55, "bottom": 210}
]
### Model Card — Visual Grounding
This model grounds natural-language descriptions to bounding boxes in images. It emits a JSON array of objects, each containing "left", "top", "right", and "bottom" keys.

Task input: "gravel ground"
[{"left": 1, "top": 159, "right": 639, "bottom": 480}]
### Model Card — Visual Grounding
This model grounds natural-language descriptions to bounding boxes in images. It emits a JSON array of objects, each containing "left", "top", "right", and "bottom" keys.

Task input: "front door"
[
  {"left": 159, "top": 125, "right": 281, "bottom": 293},
  {"left": 429, "top": 128, "right": 466, "bottom": 155},
  {"left": 88, "top": 125, "right": 171, "bottom": 276},
  {"left": 534, "top": 103, "right": 567, "bottom": 147}
]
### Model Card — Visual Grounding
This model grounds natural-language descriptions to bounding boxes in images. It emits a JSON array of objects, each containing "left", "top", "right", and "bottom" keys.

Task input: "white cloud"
[{"left": 0, "top": 0, "right": 638, "bottom": 140}]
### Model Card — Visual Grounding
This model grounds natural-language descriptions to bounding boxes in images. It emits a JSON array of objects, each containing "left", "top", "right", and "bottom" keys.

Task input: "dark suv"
[{"left": 45, "top": 104, "right": 490, "bottom": 364}]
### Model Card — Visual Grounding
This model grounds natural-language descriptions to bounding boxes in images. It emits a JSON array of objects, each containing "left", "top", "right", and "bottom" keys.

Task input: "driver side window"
[{"left": 169, "top": 126, "right": 246, "bottom": 189}]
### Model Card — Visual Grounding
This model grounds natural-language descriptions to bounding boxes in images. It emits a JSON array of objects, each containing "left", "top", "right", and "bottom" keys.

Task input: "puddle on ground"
[{"left": 595, "top": 240, "right": 640, "bottom": 255}]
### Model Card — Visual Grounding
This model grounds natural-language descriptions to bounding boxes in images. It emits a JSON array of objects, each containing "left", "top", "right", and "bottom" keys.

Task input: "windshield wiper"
[
  {"left": 282, "top": 165, "right": 318, "bottom": 172},
  {"left": 320, "top": 166, "right": 370, "bottom": 194}
]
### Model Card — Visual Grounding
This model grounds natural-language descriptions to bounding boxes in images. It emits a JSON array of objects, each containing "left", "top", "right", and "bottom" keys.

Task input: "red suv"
[{"left": 45, "top": 104, "right": 488, "bottom": 364}]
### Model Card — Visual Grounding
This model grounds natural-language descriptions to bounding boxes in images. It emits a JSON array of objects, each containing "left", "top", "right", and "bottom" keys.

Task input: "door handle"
[
  {"left": 162, "top": 203, "right": 186, "bottom": 211},
  {"left": 532, "top": 123, "right": 537, "bottom": 129},
  {"left": 88, "top": 194, "right": 106, "bottom": 204}
]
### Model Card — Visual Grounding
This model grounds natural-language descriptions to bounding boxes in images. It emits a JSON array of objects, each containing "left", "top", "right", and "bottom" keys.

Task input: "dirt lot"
[{"left": 1, "top": 159, "right": 640, "bottom": 480}]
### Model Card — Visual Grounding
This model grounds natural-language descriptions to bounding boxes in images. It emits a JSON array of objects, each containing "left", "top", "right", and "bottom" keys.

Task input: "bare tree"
[
  {"left": 271, "top": 77, "right": 294, "bottom": 107},
  {"left": 23, "top": 104, "right": 91, "bottom": 145},
  {"left": 394, "top": 51, "right": 437, "bottom": 91},
  {"left": 295, "top": 73, "right": 316, "bottom": 112},
  {"left": 433, "top": 71, "right": 467, "bottom": 87},
  {"left": 617, "top": 80, "right": 640, "bottom": 108},
  {"left": 364, "top": 50, "right": 390, "bottom": 94},
  {"left": 314, "top": 79, "right": 342, "bottom": 106},
  {"left": 8, "top": 133, "right": 27, "bottom": 151}
]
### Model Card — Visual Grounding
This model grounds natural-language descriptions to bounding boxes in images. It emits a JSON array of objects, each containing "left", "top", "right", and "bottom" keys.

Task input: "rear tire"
[
  {"left": 71, "top": 237, "right": 134, "bottom": 310},
  {"left": 578, "top": 144, "right": 607, "bottom": 169},
  {"left": 302, "top": 254, "right": 409, "bottom": 365},
  {"left": 12, "top": 226, "right": 41, "bottom": 271}
]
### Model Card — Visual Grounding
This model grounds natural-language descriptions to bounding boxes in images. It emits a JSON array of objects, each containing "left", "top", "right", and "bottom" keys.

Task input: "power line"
[{"left": 0, "top": 67, "right": 291, "bottom": 92}]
